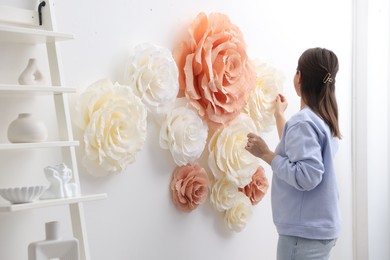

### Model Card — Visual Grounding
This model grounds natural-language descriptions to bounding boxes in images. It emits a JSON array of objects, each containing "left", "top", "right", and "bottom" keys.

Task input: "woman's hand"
[
  {"left": 274, "top": 94, "right": 287, "bottom": 139},
  {"left": 245, "top": 132, "right": 275, "bottom": 165},
  {"left": 274, "top": 94, "right": 288, "bottom": 117}
]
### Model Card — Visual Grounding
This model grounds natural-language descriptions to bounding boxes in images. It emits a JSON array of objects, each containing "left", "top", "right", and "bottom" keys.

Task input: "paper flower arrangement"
[
  {"left": 72, "top": 11, "right": 282, "bottom": 233},
  {"left": 73, "top": 79, "right": 147, "bottom": 177},
  {"left": 164, "top": 12, "right": 280, "bottom": 231},
  {"left": 123, "top": 42, "right": 179, "bottom": 116},
  {"left": 208, "top": 114, "right": 267, "bottom": 232},
  {"left": 173, "top": 12, "right": 256, "bottom": 127}
]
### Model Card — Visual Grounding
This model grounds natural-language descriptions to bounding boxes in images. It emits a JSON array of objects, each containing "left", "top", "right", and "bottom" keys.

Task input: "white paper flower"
[
  {"left": 160, "top": 98, "right": 208, "bottom": 166},
  {"left": 224, "top": 192, "right": 253, "bottom": 232},
  {"left": 124, "top": 42, "right": 179, "bottom": 115},
  {"left": 208, "top": 114, "right": 261, "bottom": 188},
  {"left": 243, "top": 59, "right": 284, "bottom": 132},
  {"left": 210, "top": 177, "right": 239, "bottom": 212},
  {"left": 74, "top": 79, "right": 147, "bottom": 177}
]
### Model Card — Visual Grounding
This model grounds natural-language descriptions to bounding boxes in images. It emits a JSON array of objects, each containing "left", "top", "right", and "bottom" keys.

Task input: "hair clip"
[{"left": 323, "top": 72, "right": 333, "bottom": 84}]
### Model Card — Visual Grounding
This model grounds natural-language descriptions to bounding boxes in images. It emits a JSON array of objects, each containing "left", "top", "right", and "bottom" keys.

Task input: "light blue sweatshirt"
[{"left": 271, "top": 107, "right": 341, "bottom": 240}]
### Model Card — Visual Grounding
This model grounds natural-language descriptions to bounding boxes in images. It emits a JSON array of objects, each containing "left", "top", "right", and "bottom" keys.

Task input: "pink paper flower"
[
  {"left": 170, "top": 163, "right": 210, "bottom": 212},
  {"left": 173, "top": 12, "right": 256, "bottom": 127},
  {"left": 239, "top": 166, "right": 269, "bottom": 205}
]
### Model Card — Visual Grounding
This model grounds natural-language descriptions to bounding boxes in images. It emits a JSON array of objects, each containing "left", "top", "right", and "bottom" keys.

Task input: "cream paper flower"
[
  {"left": 243, "top": 59, "right": 284, "bottom": 132},
  {"left": 208, "top": 114, "right": 261, "bottom": 188},
  {"left": 74, "top": 79, "right": 147, "bottom": 177},
  {"left": 209, "top": 177, "right": 239, "bottom": 212},
  {"left": 123, "top": 42, "right": 179, "bottom": 116},
  {"left": 224, "top": 192, "right": 253, "bottom": 232},
  {"left": 159, "top": 98, "right": 208, "bottom": 166}
]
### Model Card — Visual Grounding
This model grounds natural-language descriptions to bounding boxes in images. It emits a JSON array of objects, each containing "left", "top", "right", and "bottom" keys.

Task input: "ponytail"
[{"left": 298, "top": 48, "right": 342, "bottom": 139}]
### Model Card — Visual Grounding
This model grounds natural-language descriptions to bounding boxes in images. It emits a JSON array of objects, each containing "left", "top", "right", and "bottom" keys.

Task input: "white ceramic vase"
[
  {"left": 7, "top": 113, "right": 48, "bottom": 143},
  {"left": 18, "top": 58, "right": 46, "bottom": 85},
  {"left": 28, "top": 221, "right": 80, "bottom": 260}
]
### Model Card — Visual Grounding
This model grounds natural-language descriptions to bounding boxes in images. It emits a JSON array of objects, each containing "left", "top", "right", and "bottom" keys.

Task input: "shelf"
[
  {"left": 0, "top": 141, "right": 79, "bottom": 150},
  {"left": 0, "top": 193, "right": 107, "bottom": 212},
  {"left": 0, "top": 24, "right": 73, "bottom": 44},
  {"left": 0, "top": 84, "right": 76, "bottom": 96}
]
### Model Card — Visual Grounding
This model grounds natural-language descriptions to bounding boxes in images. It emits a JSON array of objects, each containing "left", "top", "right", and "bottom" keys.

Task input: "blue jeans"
[{"left": 277, "top": 235, "right": 337, "bottom": 260}]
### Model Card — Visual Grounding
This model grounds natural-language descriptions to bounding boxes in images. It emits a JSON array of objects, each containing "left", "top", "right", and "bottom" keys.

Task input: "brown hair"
[{"left": 297, "top": 47, "right": 342, "bottom": 138}]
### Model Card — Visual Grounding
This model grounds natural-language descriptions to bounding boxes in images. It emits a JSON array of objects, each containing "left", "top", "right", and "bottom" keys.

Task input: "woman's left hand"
[{"left": 245, "top": 132, "right": 275, "bottom": 165}]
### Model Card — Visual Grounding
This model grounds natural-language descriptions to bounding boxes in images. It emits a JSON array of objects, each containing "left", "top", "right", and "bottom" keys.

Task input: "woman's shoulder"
[{"left": 287, "top": 107, "right": 329, "bottom": 136}]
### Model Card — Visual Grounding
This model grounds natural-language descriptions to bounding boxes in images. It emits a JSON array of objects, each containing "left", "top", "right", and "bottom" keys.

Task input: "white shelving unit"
[{"left": 0, "top": 2, "right": 106, "bottom": 260}]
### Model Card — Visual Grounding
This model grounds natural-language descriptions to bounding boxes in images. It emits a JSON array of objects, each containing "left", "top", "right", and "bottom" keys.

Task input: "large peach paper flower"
[
  {"left": 173, "top": 12, "right": 256, "bottom": 126},
  {"left": 160, "top": 98, "right": 208, "bottom": 166},
  {"left": 124, "top": 42, "right": 179, "bottom": 116},
  {"left": 74, "top": 79, "right": 147, "bottom": 177},
  {"left": 170, "top": 163, "right": 210, "bottom": 212},
  {"left": 239, "top": 166, "right": 269, "bottom": 205},
  {"left": 208, "top": 114, "right": 261, "bottom": 188},
  {"left": 243, "top": 59, "right": 284, "bottom": 132}
]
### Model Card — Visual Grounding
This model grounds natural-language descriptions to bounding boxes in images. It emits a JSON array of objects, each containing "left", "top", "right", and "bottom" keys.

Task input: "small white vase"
[
  {"left": 18, "top": 58, "right": 46, "bottom": 85},
  {"left": 28, "top": 221, "right": 80, "bottom": 260},
  {"left": 7, "top": 113, "right": 48, "bottom": 143}
]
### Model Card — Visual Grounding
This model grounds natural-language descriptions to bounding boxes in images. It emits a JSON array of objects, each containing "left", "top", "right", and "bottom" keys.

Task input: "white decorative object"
[
  {"left": 40, "top": 163, "right": 80, "bottom": 200},
  {"left": 74, "top": 79, "right": 147, "bottom": 177},
  {"left": 208, "top": 114, "right": 260, "bottom": 188},
  {"left": 7, "top": 113, "right": 48, "bottom": 143},
  {"left": 243, "top": 59, "right": 285, "bottom": 132},
  {"left": 159, "top": 98, "right": 208, "bottom": 166},
  {"left": 123, "top": 42, "right": 179, "bottom": 116},
  {"left": 224, "top": 192, "right": 253, "bottom": 232},
  {"left": 18, "top": 58, "right": 47, "bottom": 85},
  {"left": 0, "top": 186, "right": 46, "bottom": 204},
  {"left": 28, "top": 221, "right": 80, "bottom": 260}
]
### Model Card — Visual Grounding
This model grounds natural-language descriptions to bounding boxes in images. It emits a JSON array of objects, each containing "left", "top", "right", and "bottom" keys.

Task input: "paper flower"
[
  {"left": 239, "top": 166, "right": 269, "bottom": 205},
  {"left": 243, "top": 59, "right": 284, "bottom": 132},
  {"left": 209, "top": 177, "right": 240, "bottom": 212},
  {"left": 160, "top": 98, "right": 208, "bottom": 166},
  {"left": 173, "top": 12, "right": 256, "bottom": 126},
  {"left": 123, "top": 42, "right": 179, "bottom": 115},
  {"left": 74, "top": 79, "right": 147, "bottom": 177},
  {"left": 170, "top": 163, "right": 210, "bottom": 212},
  {"left": 208, "top": 114, "right": 261, "bottom": 188},
  {"left": 224, "top": 192, "right": 253, "bottom": 232}
]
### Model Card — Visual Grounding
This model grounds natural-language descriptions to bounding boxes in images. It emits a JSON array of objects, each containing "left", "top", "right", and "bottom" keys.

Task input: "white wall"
[
  {"left": 0, "top": 0, "right": 355, "bottom": 259},
  {"left": 364, "top": 0, "right": 390, "bottom": 259}
]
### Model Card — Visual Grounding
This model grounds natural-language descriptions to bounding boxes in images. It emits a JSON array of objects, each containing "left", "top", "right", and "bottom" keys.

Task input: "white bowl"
[{"left": 0, "top": 186, "right": 47, "bottom": 204}]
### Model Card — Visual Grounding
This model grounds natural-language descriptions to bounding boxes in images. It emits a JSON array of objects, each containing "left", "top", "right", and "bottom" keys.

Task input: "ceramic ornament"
[
  {"left": 18, "top": 58, "right": 47, "bottom": 85},
  {"left": 28, "top": 221, "right": 80, "bottom": 260},
  {"left": 40, "top": 163, "right": 79, "bottom": 200},
  {"left": 7, "top": 113, "right": 48, "bottom": 143}
]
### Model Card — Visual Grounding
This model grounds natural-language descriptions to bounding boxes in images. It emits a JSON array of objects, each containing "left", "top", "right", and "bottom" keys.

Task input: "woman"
[{"left": 246, "top": 47, "right": 341, "bottom": 260}]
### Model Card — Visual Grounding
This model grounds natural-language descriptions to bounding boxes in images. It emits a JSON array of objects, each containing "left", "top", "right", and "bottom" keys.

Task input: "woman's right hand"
[
  {"left": 274, "top": 94, "right": 288, "bottom": 117},
  {"left": 274, "top": 94, "right": 287, "bottom": 139}
]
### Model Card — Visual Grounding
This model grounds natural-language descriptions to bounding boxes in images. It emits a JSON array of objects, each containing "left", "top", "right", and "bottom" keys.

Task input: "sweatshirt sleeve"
[{"left": 271, "top": 121, "right": 325, "bottom": 191}]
